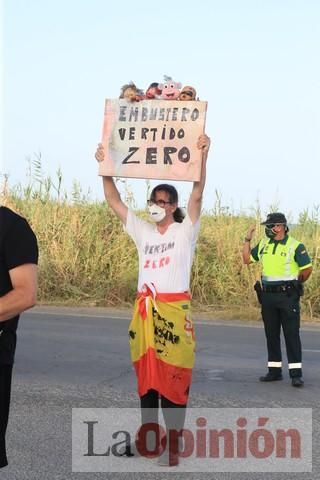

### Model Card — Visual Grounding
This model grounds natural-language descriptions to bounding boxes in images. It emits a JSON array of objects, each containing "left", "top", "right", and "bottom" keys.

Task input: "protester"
[{"left": 95, "top": 133, "right": 211, "bottom": 465}]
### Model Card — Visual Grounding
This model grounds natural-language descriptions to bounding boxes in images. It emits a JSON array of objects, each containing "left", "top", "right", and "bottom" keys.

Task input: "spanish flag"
[{"left": 129, "top": 284, "right": 195, "bottom": 405}]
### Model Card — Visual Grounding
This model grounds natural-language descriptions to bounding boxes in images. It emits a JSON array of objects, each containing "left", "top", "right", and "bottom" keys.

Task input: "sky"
[{"left": 1, "top": 0, "right": 320, "bottom": 221}]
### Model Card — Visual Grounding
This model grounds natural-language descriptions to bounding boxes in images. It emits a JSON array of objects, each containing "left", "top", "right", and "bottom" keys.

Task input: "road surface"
[{"left": 2, "top": 306, "right": 319, "bottom": 480}]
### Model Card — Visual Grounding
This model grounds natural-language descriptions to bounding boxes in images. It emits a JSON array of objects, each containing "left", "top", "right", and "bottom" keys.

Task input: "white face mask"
[{"left": 147, "top": 204, "right": 166, "bottom": 223}]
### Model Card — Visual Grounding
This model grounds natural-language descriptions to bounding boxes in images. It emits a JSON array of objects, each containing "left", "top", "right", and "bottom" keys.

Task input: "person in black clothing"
[{"left": 0, "top": 206, "right": 38, "bottom": 468}]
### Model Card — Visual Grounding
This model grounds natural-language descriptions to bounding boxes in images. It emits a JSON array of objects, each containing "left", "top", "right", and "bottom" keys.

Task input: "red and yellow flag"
[{"left": 129, "top": 285, "right": 195, "bottom": 405}]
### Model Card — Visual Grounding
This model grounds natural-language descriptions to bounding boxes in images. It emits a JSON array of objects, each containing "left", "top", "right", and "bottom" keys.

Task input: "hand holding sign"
[
  {"left": 197, "top": 134, "right": 211, "bottom": 153},
  {"left": 95, "top": 143, "right": 104, "bottom": 163}
]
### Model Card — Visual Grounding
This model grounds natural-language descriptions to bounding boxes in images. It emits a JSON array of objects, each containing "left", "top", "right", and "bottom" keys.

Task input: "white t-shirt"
[{"left": 125, "top": 210, "right": 200, "bottom": 293}]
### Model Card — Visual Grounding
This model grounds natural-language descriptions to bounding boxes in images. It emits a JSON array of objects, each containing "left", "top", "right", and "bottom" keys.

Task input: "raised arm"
[
  {"left": 187, "top": 134, "right": 211, "bottom": 224},
  {"left": 95, "top": 143, "right": 128, "bottom": 224},
  {"left": 242, "top": 226, "right": 256, "bottom": 264}
]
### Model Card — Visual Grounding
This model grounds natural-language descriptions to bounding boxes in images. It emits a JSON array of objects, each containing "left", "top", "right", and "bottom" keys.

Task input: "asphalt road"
[{"left": 2, "top": 306, "right": 320, "bottom": 480}]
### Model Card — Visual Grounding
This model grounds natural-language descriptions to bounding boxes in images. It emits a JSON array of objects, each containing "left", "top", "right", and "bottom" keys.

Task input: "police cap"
[{"left": 261, "top": 212, "right": 287, "bottom": 225}]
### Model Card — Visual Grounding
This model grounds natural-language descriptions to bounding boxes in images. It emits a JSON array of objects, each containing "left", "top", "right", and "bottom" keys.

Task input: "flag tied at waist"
[{"left": 130, "top": 284, "right": 195, "bottom": 404}]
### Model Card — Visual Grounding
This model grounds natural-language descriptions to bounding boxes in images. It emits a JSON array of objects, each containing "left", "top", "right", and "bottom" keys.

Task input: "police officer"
[{"left": 242, "top": 212, "right": 312, "bottom": 387}]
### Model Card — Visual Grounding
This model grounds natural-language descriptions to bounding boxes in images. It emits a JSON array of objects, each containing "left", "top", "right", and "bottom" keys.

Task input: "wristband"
[{"left": 244, "top": 237, "right": 251, "bottom": 242}]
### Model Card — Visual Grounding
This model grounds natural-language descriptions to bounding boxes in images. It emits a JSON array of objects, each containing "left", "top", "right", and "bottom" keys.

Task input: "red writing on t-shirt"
[{"left": 144, "top": 256, "right": 171, "bottom": 269}]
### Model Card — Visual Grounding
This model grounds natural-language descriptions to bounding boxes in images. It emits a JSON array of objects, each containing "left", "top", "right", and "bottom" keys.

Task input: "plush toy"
[
  {"left": 179, "top": 85, "right": 197, "bottom": 101},
  {"left": 158, "top": 75, "right": 181, "bottom": 100},
  {"left": 145, "top": 82, "right": 162, "bottom": 99},
  {"left": 119, "top": 82, "right": 144, "bottom": 102}
]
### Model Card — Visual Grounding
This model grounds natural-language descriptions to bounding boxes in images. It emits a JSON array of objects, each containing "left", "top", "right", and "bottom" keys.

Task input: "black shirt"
[{"left": 0, "top": 206, "right": 38, "bottom": 364}]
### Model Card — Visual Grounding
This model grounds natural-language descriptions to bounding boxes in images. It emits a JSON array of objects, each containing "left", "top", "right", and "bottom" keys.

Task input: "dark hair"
[{"left": 150, "top": 184, "right": 185, "bottom": 223}]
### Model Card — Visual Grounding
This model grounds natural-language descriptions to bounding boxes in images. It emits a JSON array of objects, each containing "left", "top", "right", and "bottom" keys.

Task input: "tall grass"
[{"left": 1, "top": 165, "right": 319, "bottom": 320}]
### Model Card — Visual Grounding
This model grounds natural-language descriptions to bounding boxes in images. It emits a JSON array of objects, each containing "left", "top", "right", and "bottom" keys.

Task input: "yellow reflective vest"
[{"left": 251, "top": 235, "right": 301, "bottom": 282}]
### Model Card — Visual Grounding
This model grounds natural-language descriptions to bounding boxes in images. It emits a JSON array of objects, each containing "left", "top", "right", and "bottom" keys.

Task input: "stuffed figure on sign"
[
  {"left": 159, "top": 75, "right": 181, "bottom": 100},
  {"left": 179, "top": 85, "right": 197, "bottom": 101},
  {"left": 145, "top": 82, "right": 162, "bottom": 99},
  {"left": 119, "top": 82, "right": 144, "bottom": 102}
]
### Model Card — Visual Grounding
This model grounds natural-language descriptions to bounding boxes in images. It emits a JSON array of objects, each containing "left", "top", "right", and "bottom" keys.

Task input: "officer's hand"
[
  {"left": 245, "top": 225, "right": 256, "bottom": 241},
  {"left": 95, "top": 143, "right": 105, "bottom": 163}
]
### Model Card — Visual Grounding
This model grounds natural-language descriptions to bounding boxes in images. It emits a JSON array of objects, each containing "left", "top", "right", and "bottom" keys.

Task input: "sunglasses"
[
  {"left": 265, "top": 223, "right": 286, "bottom": 229},
  {"left": 147, "top": 199, "right": 172, "bottom": 208}
]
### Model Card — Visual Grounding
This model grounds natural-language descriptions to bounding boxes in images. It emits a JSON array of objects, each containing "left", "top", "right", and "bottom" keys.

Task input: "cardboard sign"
[{"left": 99, "top": 99, "right": 207, "bottom": 181}]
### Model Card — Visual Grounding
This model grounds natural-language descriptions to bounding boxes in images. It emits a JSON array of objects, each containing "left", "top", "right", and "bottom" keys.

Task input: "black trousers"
[
  {"left": 139, "top": 389, "right": 186, "bottom": 454},
  {"left": 261, "top": 290, "right": 302, "bottom": 378},
  {"left": 140, "top": 388, "right": 186, "bottom": 430},
  {"left": 0, "top": 365, "right": 13, "bottom": 468}
]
